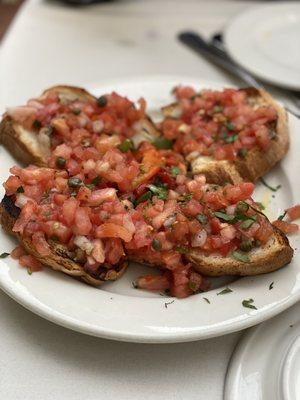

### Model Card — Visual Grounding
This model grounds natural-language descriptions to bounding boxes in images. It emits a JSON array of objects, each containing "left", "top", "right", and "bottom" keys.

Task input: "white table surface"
[{"left": 0, "top": 1, "right": 281, "bottom": 399}]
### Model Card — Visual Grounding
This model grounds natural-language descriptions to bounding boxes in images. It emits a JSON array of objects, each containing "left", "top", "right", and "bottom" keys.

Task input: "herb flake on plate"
[
  {"left": 203, "top": 297, "right": 210, "bottom": 304},
  {"left": 217, "top": 287, "right": 233, "bottom": 295},
  {"left": 260, "top": 178, "right": 281, "bottom": 192},
  {"left": 0, "top": 252, "right": 10, "bottom": 258},
  {"left": 242, "top": 298, "right": 257, "bottom": 310},
  {"left": 164, "top": 300, "right": 175, "bottom": 309},
  {"left": 269, "top": 282, "right": 274, "bottom": 290}
]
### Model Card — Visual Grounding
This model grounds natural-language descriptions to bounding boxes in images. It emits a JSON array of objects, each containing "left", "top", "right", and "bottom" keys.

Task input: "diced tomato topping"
[
  {"left": 18, "top": 255, "right": 43, "bottom": 272},
  {"left": 287, "top": 205, "right": 300, "bottom": 222},
  {"left": 272, "top": 220, "right": 299, "bottom": 234},
  {"left": 136, "top": 274, "right": 170, "bottom": 291}
]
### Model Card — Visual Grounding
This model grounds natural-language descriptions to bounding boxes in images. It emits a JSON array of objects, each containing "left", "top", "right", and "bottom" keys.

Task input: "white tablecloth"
[{"left": 0, "top": 1, "right": 270, "bottom": 398}]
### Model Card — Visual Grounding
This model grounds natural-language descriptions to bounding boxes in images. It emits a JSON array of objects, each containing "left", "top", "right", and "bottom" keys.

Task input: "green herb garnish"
[
  {"left": 269, "top": 282, "right": 274, "bottom": 290},
  {"left": 91, "top": 176, "right": 101, "bottom": 186},
  {"left": 212, "top": 105, "right": 223, "bottom": 113},
  {"left": 240, "top": 217, "right": 256, "bottom": 230},
  {"left": 132, "top": 281, "right": 138, "bottom": 289},
  {"left": 224, "top": 134, "right": 238, "bottom": 144},
  {"left": 225, "top": 122, "right": 235, "bottom": 131},
  {"left": 214, "top": 211, "right": 236, "bottom": 222},
  {"left": 149, "top": 184, "right": 168, "bottom": 200},
  {"left": 135, "top": 191, "right": 152, "bottom": 206},
  {"left": 16, "top": 186, "right": 24, "bottom": 193},
  {"left": 232, "top": 251, "right": 250, "bottom": 263},
  {"left": 97, "top": 96, "right": 107, "bottom": 107},
  {"left": 171, "top": 166, "right": 181, "bottom": 177},
  {"left": 164, "top": 300, "right": 175, "bottom": 308},
  {"left": 56, "top": 157, "right": 66, "bottom": 169},
  {"left": 242, "top": 298, "right": 257, "bottom": 310},
  {"left": 196, "top": 214, "right": 208, "bottom": 224},
  {"left": 203, "top": 297, "right": 210, "bottom": 304},
  {"left": 236, "top": 201, "right": 249, "bottom": 213},
  {"left": 278, "top": 211, "right": 287, "bottom": 221},
  {"left": 72, "top": 108, "right": 81, "bottom": 115},
  {"left": 0, "top": 252, "right": 10, "bottom": 258},
  {"left": 152, "top": 239, "right": 162, "bottom": 251},
  {"left": 27, "top": 268, "right": 32, "bottom": 275},
  {"left": 260, "top": 178, "right": 281, "bottom": 192},
  {"left": 217, "top": 287, "right": 233, "bottom": 295},
  {"left": 118, "top": 139, "right": 134, "bottom": 153},
  {"left": 175, "top": 246, "right": 188, "bottom": 254},
  {"left": 153, "top": 137, "right": 173, "bottom": 150},
  {"left": 178, "top": 193, "right": 193, "bottom": 203}
]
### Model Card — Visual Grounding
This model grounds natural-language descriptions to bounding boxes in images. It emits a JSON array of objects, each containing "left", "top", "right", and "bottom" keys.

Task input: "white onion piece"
[
  {"left": 92, "top": 120, "right": 104, "bottom": 133},
  {"left": 74, "top": 236, "right": 94, "bottom": 255},
  {"left": 191, "top": 230, "right": 207, "bottom": 248},
  {"left": 15, "top": 194, "right": 30, "bottom": 208}
]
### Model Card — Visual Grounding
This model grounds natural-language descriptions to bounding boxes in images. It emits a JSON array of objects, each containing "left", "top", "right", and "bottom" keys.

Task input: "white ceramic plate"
[
  {"left": 224, "top": 2, "right": 300, "bottom": 90},
  {"left": 225, "top": 301, "right": 300, "bottom": 400},
  {"left": 0, "top": 76, "right": 299, "bottom": 343}
]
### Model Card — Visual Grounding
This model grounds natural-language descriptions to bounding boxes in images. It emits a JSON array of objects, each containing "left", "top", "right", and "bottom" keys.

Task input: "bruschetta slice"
[
  {"left": 0, "top": 85, "right": 160, "bottom": 167},
  {"left": 161, "top": 87, "right": 289, "bottom": 184}
]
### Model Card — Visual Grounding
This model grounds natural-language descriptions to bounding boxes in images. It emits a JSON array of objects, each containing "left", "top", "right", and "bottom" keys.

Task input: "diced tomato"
[
  {"left": 272, "top": 220, "right": 299, "bottom": 234},
  {"left": 62, "top": 197, "right": 78, "bottom": 226},
  {"left": 287, "top": 205, "right": 300, "bottom": 222},
  {"left": 136, "top": 274, "right": 170, "bottom": 291},
  {"left": 224, "top": 183, "right": 254, "bottom": 203},
  {"left": 32, "top": 231, "right": 51, "bottom": 256},
  {"left": 11, "top": 245, "right": 26, "bottom": 259},
  {"left": 43, "top": 221, "right": 72, "bottom": 243},
  {"left": 96, "top": 223, "right": 132, "bottom": 242},
  {"left": 73, "top": 207, "right": 92, "bottom": 236},
  {"left": 18, "top": 255, "right": 43, "bottom": 272}
]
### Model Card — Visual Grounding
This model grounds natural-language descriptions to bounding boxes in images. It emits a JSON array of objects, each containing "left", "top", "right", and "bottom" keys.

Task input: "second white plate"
[{"left": 225, "top": 2, "right": 300, "bottom": 90}]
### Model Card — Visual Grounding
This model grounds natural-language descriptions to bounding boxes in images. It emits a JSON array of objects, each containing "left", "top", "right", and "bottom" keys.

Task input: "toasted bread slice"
[
  {"left": 0, "top": 85, "right": 160, "bottom": 167},
  {"left": 128, "top": 227, "right": 293, "bottom": 277},
  {"left": 0, "top": 195, "right": 127, "bottom": 286},
  {"left": 162, "top": 88, "right": 289, "bottom": 184},
  {"left": 188, "top": 227, "right": 293, "bottom": 276}
]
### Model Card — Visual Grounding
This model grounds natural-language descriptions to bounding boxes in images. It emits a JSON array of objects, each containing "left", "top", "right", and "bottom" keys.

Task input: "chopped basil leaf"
[
  {"left": 148, "top": 184, "right": 168, "bottom": 200},
  {"left": 176, "top": 246, "right": 188, "bottom": 254},
  {"left": 224, "top": 134, "right": 238, "bottom": 144},
  {"left": 260, "top": 178, "right": 281, "bottom": 192},
  {"left": 242, "top": 298, "right": 257, "bottom": 310},
  {"left": 178, "top": 193, "right": 193, "bottom": 203},
  {"left": 278, "top": 211, "right": 287, "bottom": 221},
  {"left": 118, "top": 139, "right": 134, "bottom": 153},
  {"left": 72, "top": 108, "right": 81, "bottom": 115},
  {"left": 27, "top": 268, "right": 32, "bottom": 275},
  {"left": 91, "top": 176, "right": 101, "bottom": 186},
  {"left": 152, "top": 238, "right": 162, "bottom": 251},
  {"left": 132, "top": 281, "right": 138, "bottom": 289},
  {"left": 212, "top": 105, "right": 223, "bottom": 113},
  {"left": 240, "top": 217, "right": 256, "bottom": 230},
  {"left": 16, "top": 186, "right": 24, "bottom": 193},
  {"left": 135, "top": 191, "right": 152, "bottom": 206},
  {"left": 237, "top": 148, "right": 248, "bottom": 158},
  {"left": 236, "top": 201, "right": 249, "bottom": 213},
  {"left": 189, "top": 281, "right": 198, "bottom": 291},
  {"left": 153, "top": 137, "right": 173, "bottom": 150},
  {"left": 225, "top": 122, "right": 235, "bottom": 131},
  {"left": 164, "top": 300, "right": 175, "bottom": 309},
  {"left": 232, "top": 251, "right": 250, "bottom": 263},
  {"left": 269, "top": 282, "right": 274, "bottom": 290},
  {"left": 214, "top": 211, "right": 236, "bottom": 222},
  {"left": 0, "top": 252, "right": 10, "bottom": 258},
  {"left": 97, "top": 96, "right": 107, "bottom": 107},
  {"left": 217, "top": 287, "right": 233, "bottom": 295},
  {"left": 171, "top": 166, "right": 181, "bottom": 177},
  {"left": 196, "top": 214, "right": 207, "bottom": 224},
  {"left": 203, "top": 297, "right": 210, "bottom": 304}
]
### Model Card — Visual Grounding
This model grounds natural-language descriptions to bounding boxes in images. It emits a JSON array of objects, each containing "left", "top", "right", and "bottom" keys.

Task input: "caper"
[
  {"left": 56, "top": 157, "right": 66, "bottom": 169},
  {"left": 97, "top": 96, "right": 107, "bottom": 107},
  {"left": 68, "top": 177, "right": 83, "bottom": 188}
]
